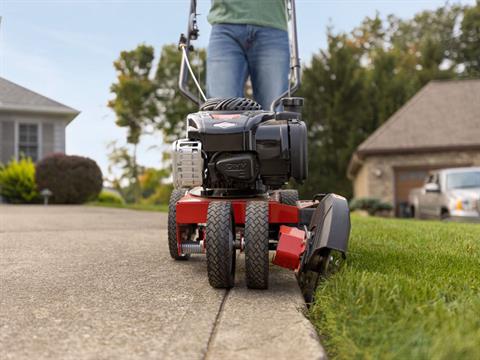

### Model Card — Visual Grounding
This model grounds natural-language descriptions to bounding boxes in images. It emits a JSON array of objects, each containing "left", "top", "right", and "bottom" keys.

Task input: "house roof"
[
  {"left": 349, "top": 79, "right": 480, "bottom": 177},
  {"left": 0, "top": 77, "right": 79, "bottom": 118}
]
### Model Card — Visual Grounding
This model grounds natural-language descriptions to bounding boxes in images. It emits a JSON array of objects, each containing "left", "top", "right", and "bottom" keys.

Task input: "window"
[
  {"left": 447, "top": 171, "right": 480, "bottom": 189},
  {"left": 18, "top": 124, "right": 39, "bottom": 162}
]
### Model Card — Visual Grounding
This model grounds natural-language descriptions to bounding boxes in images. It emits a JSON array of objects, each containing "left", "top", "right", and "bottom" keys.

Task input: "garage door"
[{"left": 395, "top": 169, "right": 429, "bottom": 216}]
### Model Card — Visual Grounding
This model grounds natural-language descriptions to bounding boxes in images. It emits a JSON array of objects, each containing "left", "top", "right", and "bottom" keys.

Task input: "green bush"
[
  {"left": 0, "top": 158, "right": 39, "bottom": 203},
  {"left": 96, "top": 190, "right": 124, "bottom": 204},
  {"left": 349, "top": 197, "right": 393, "bottom": 216},
  {"left": 35, "top": 154, "right": 103, "bottom": 204},
  {"left": 142, "top": 183, "right": 173, "bottom": 205}
]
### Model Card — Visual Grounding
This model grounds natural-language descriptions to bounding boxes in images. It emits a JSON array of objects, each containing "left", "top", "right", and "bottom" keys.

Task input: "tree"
[
  {"left": 106, "top": 141, "right": 172, "bottom": 204},
  {"left": 108, "top": 43, "right": 205, "bottom": 203},
  {"left": 299, "top": 4, "right": 469, "bottom": 199},
  {"left": 299, "top": 32, "right": 368, "bottom": 198},
  {"left": 155, "top": 44, "right": 206, "bottom": 143},
  {"left": 353, "top": 6, "right": 462, "bottom": 128},
  {"left": 139, "top": 167, "right": 170, "bottom": 199},
  {"left": 106, "top": 141, "right": 144, "bottom": 203},
  {"left": 351, "top": 14, "right": 416, "bottom": 131},
  {"left": 456, "top": 1, "right": 480, "bottom": 76},
  {"left": 108, "top": 44, "right": 158, "bottom": 202},
  {"left": 387, "top": 5, "right": 462, "bottom": 85}
]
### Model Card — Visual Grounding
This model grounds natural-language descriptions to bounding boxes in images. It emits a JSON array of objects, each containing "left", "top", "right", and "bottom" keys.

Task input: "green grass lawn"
[
  {"left": 311, "top": 215, "right": 480, "bottom": 360},
  {"left": 88, "top": 201, "right": 168, "bottom": 212}
]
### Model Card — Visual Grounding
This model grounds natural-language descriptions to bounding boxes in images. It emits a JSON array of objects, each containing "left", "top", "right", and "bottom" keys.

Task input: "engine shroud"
[{"left": 173, "top": 110, "right": 307, "bottom": 193}]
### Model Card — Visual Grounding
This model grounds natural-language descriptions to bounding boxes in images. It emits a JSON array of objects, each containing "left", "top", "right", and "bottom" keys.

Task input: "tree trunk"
[{"left": 132, "top": 143, "right": 141, "bottom": 203}]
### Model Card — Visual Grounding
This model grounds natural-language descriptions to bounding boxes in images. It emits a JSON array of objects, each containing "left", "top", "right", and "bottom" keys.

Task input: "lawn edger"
[{"left": 170, "top": 0, "right": 350, "bottom": 301}]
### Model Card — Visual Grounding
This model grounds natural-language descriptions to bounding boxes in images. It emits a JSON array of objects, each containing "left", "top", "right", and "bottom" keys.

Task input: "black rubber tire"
[
  {"left": 167, "top": 189, "right": 190, "bottom": 261},
  {"left": 244, "top": 201, "right": 269, "bottom": 289},
  {"left": 206, "top": 202, "right": 236, "bottom": 288},
  {"left": 279, "top": 189, "right": 299, "bottom": 206},
  {"left": 299, "top": 252, "right": 331, "bottom": 304},
  {"left": 299, "top": 270, "right": 320, "bottom": 304},
  {"left": 440, "top": 208, "right": 450, "bottom": 221}
]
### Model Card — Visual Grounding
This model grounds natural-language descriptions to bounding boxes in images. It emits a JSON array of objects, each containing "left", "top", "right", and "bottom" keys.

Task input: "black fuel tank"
[
  {"left": 186, "top": 111, "right": 271, "bottom": 152},
  {"left": 255, "top": 120, "right": 290, "bottom": 184}
]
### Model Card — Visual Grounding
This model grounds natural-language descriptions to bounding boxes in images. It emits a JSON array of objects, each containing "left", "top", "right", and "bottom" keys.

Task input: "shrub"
[
  {"left": 349, "top": 197, "right": 393, "bottom": 216},
  {"left": 0, "top": 158, "right": 39, "bottom": 203},
  {"left": 139, "top": 168, "right": 169, "bottom": 199},
  {"left": 96, "top": 190, "right": 124, "bottom": 204},
  {"left": 142, "top": 183, "right": 173, "bottom": 205},
  {"left": 35, "top": 154, "right": 103, "bottom": 204}
]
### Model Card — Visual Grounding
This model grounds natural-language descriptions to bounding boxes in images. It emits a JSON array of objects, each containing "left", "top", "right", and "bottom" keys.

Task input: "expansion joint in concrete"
[{"left": 203, "top": 289, "right": 230, "bottom": 360}]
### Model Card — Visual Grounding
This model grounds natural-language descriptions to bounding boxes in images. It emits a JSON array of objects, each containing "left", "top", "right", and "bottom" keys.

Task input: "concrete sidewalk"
[{"left": 0, "top": 205, "right": 325, "bottom": 360}]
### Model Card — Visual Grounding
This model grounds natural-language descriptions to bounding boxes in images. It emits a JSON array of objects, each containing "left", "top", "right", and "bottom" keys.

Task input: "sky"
[{"left": 0, "top": 0, "right": 475, "bottom": 177}]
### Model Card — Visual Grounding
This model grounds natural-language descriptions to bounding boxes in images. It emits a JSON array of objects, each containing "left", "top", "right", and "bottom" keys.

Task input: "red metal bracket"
[{"left": 272, "top": 225, "right": 306, "bottom": 270}]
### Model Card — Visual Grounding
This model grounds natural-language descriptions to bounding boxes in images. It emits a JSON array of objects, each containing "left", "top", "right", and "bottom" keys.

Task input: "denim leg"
[
  {"left": 247, "top": 26, "right": 290, "bottom": 110},
  {"left": 207, "top": 24, "right": 249, "bottom": 99}
]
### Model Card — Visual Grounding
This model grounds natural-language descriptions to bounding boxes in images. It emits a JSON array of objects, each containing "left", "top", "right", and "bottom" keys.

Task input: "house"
[
  {"left": 348, "top": 79, "right": 480, "bottom": 216},
  {"left": 0, "top": 77, "right": 79, "bottom": 164}
]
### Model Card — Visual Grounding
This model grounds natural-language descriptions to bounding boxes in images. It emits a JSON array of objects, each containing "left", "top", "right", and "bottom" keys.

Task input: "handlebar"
[
  {"left": 178, "top": 0, "right": 202, "bottom": 105},
  {"left": 270, "top": 0, "right": 301, "bottom": 111}
]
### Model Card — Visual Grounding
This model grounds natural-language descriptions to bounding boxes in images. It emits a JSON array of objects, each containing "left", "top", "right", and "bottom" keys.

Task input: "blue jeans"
[{"left": 207, "top": 24, "right": 290, "bottom": 110}]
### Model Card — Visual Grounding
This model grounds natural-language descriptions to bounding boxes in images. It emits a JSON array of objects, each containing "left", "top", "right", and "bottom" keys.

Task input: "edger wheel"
[
  {"left": 167, "top": 189, "right": 190, "bottom": 261},
  {"left": 244, "top": 201, "right": 269, "bottom": 289},
  {"left": 299, "top": 251, "right": 332, "bottom": 304},
  {"left": 279, "top": 190, "right": 299, "bottom": 206},
  {"left": 299, "top": 270, "right": 320, "bottom": 304},
  {"left": 206, "top": 202, "right": 236, "bottom": 288}
]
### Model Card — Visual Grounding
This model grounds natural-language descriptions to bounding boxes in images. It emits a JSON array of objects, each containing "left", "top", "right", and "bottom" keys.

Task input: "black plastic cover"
[
  {"left": 255, "top": 120, "right": 290, "bottom": 185},
  {"left": 289, "top": 121, "right": 308, "bottom": 182},
  {"left": 216, "top": 153, "right": 258, "bottom": 182},
  {"left": 186, "top": 111, "right": 273, "bottom": 152},
  {"left": 307, "top": 194, "right": 350, "bottom": 257}
]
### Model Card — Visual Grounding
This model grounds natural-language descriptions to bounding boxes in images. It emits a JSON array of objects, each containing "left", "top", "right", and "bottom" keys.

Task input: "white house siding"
[
  {"left": 0, "top": 118, "right": 2, "bottom": 162},
  {"left": 0, "top": 112, "right": 69, "bottom": 163},
  {"left": 42, "top": 122, "right": 55, "bottom": 157},
  {"left": 0, "top": 114, "right": 16, "bottom": 164},
  {"left": 54, "top": 122, "right": 66, "bottom": 153}
]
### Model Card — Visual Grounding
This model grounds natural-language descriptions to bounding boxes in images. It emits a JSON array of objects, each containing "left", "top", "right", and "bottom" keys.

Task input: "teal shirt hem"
[
  {"left": 208, "top": 18, "right": 288, "bottom": 32},
  {"left": 207, "top": 0, "right": 288, "bottom": 32}
]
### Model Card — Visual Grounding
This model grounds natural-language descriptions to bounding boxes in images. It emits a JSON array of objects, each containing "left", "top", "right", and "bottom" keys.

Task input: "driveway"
[{"left": 0, "top": 205, "right": 325, "bottom": 360}]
